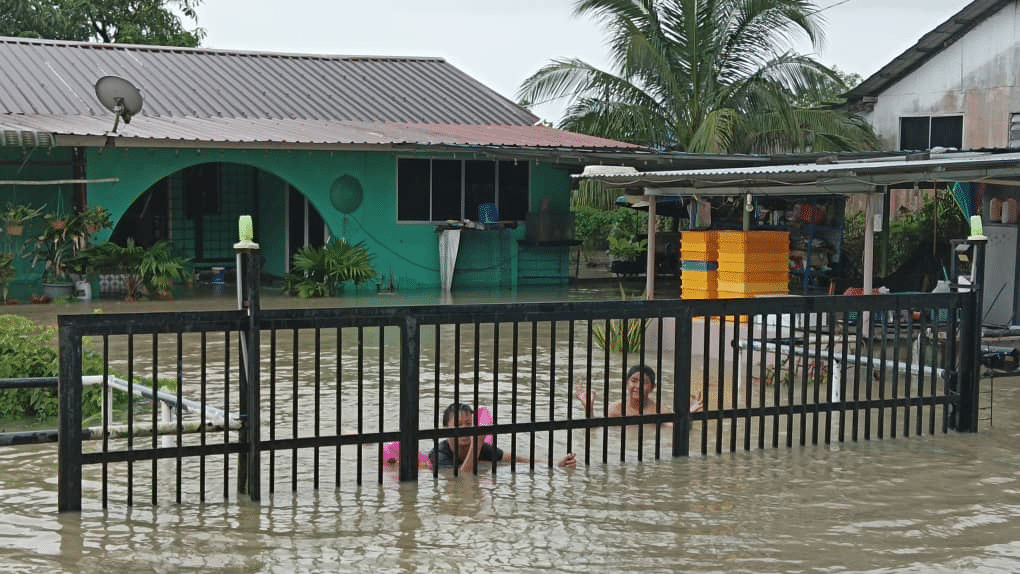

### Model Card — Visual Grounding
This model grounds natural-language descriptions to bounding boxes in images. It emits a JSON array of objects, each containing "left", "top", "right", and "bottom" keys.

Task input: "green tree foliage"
[
  {"left": 518, "top": 0, "right": 878, "bottom": 153},
  {"left": 0, "top": 0, "right": 204, "bottom": 47}
]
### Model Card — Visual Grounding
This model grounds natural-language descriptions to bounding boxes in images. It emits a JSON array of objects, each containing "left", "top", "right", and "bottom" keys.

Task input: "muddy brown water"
[{"left": 1, "top": 286, "right": 1018, "bottom": 572}]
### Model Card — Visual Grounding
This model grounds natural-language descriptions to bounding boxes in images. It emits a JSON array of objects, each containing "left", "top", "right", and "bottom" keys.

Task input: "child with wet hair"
[{"left": 429, "top": 402, "right": 576, "bottom": 473}]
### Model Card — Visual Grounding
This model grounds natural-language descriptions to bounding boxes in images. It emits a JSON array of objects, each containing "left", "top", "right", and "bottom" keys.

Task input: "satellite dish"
[{"left": 94, "top": 76, "right": 143, "bottom": 133}]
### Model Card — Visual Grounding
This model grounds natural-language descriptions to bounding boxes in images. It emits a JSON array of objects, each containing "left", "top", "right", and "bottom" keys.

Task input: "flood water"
[{"left": 2, "top": 285, "right": 1020, "bottom": 573}]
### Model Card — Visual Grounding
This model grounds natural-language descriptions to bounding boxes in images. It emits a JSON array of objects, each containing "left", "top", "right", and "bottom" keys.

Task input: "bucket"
[{"left": 211, "top": 267, "right": 225, "bottom": 285}]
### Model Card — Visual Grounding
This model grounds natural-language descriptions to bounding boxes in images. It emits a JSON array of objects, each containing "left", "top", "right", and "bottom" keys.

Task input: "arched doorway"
[{"left": 110, "top": 162, "right": 328, "bottom": 281}]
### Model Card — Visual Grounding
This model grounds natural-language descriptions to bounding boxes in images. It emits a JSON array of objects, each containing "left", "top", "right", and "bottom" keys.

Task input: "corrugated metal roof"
[
  {"left": 0, "top": 36, "right": 647, "bottom": 153},
  {"left": 582, "top": 151, "right": 1020, "bottom": 195},
  {"left": 0, "top": 36, "right": 536, "bottom": 125},
  {"left": 845, "top": 0, "right": 1010, "bottom": 102}
]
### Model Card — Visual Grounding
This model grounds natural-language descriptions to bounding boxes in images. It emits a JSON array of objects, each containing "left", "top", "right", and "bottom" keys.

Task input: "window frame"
[
  {"left": 395, "top": 157, "right": 530, "bottom": 223},
  {"left": 898, "top": 115, "right": 963, "bottom": 151}
]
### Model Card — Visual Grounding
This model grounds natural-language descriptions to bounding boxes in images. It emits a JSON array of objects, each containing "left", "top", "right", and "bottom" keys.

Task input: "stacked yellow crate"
[
  {"left": 680, "top": 231, "right": 718, "bottom": 299},
  {"left": 715, "top": 230, "right": 789, "bottom": 298}
]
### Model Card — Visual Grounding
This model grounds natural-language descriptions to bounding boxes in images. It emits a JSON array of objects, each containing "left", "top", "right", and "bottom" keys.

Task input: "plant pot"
[
  {"left": 6, "top": 224, "right": 24, "bottom": 236},
  {"left": 41, "top": 281, "right": 74, "bottom": 300}
]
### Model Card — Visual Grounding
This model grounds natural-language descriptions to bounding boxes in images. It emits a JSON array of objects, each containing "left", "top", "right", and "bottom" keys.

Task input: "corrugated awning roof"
[{"left": 580, "top": 151, "right": 1020, "bottom": 196}]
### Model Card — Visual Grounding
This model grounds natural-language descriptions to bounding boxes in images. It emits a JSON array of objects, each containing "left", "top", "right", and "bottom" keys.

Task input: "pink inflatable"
[{"left": 383, "top": 406, "right": 493, "bottom": 468}]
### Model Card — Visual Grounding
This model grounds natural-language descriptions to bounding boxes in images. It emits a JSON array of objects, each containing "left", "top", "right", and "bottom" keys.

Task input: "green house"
[{"left": 0, "top": 36, "right": 648, "bottom": 299}]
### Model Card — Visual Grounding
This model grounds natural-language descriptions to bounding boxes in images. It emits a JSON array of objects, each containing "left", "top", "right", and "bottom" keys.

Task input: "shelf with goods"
[{"left": 746, "top": 195, "right": 845, "bottom": 295}]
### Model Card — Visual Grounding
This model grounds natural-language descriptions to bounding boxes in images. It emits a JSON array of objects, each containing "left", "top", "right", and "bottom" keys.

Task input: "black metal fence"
[{"left": 56, "top": 271, "right": 981, "bottom": 511}]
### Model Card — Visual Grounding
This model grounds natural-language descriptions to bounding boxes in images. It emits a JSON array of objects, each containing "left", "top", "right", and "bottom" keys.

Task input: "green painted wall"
[
  {"left": 80, "top": 147, "right": 574, "bottom": 291},
  {"left": 0, "top": 148, "right": 76, "bottom": 299}
]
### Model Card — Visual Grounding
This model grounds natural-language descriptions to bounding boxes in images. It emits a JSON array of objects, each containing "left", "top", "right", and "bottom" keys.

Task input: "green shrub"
[
  {"left": 283, "top": 239, "right": 377, "bottom": 297},
  {"left": 0, "top": 314, "right": 114, "bottom": 421}
]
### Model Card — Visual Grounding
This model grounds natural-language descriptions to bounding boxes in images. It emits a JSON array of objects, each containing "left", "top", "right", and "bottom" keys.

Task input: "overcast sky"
[{"left": 195, "top": 0, "right": 971, "bottom": 123}]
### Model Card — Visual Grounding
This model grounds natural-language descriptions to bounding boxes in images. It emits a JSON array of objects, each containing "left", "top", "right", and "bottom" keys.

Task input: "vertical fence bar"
[
  {"left": 729, "top": 311, "right": 739, "bottom": 453},
  {"left": 548, "top": 321, "right": 557, "bottom": 464},
  {"left": 492, "top": 321, "right": 501, "bottom": 474},
  {"left": 603, "top": 317, "right": 611, "bottom": 462},
  {"left": 176, "top": 331, "right": 184, "bottom": 504},
  {"left": 511, "top": 321, "right": 520, "bottom": 469},
  {"left": 701, "top": 314, "right": 710, "bottom": 455},
  {"left": 270, "top": 329, "right": 277, "bottom": 492},
  {"left": 890, "top": 305, "right": 905, "bottom": 439},
  {"left": 877, "top": 305, "right": 889, "bottom": 439},
  {"left": 771, "top": 312, "right": 782, "bottom": 449},
  {"left": 956, "top": 292, "right": 978, "bottom": 431},
  {"left": 715, "top": 313, "right": 725, "bottom": 454},
  {"left": 57, "top": 321, "right": 83, "bottom": 513},
  {"left": 151, "top": 333, "right": 159, "bottom": 506},
  {"left": 672, "top": 306, "right": 692, "bottom": 458},
  {"left": 916, "top": 307, "right": 929, "bottom": 436},
  {"left": 334, "top": 326, "right": 342, "bottom": 488},
  {"left": 378, "top": 325, "right": 385, "bottom": 484},
  {"left": 945, "top": 298, "right": 959, "bottom": 434},
  {"left": 654, "top": 313, "right": 664, "bottom": 458},
  {"left": 798, "top": 312, "right": 809, "bottom": 447},
  {"left": 584, "top": 319, "right": 593, "bottom": 465},
  {"left": 566, "top": 320, "right": 574, "bottom": 452},
  {"left": 356, "top": 326, "right": 365, "bottom": 483},
  {"left": 222, "top": 331, "right": 230, "bottom": 500},
  {"left": 838, "top": 312, "right": 849, "bottom": 443},
  {"left": 199, "top": 332, "right": 207, "bottom": 502},
  {"left": 314, "top": 326, "right": 322, "bottom": 489},
  {"left": 101, "top": 335, "right": 109, "bottom": 508},
  {"left": 620, "top": 318, "right": 629, "bottom": 461},
  {"left": 127, "top": 333, "right": 135, "bottom": 506},
  {"left": 399, "top": 315, "right": 420, "bottom": 482},
  {"left": 756, "top": 313, "right": 767, "bottom": 450},
  {"left": 292, "top": 328, "right": 300, "bottom": 491},
  {"left": 529, "top": 320, "right": 538, "bottom": 470}
]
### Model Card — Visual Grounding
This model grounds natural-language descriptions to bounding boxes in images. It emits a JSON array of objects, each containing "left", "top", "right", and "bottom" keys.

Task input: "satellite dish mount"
[{"left": 94, "top": 76, "right": 144, "bottom": 134}]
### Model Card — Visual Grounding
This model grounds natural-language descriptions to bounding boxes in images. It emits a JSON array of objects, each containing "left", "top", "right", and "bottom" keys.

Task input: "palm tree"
[{"left": 518, "top": 0, "right": 878, "bottom": 154}]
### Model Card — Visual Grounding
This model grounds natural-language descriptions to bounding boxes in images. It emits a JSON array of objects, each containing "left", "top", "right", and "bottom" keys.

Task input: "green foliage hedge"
[{"left": 0, "top": 314, "right": 111, "bottom": 421}]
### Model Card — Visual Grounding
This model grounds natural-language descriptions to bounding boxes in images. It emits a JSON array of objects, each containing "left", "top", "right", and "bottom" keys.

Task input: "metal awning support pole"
[
  {"left": 862, "top": 190, "right": 877, "bottom": 333},
  {"left": 645, "top": 191, "right": 657, "bottom": 300}
]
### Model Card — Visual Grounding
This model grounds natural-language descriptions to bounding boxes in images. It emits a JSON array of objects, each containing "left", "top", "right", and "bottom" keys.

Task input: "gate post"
[
  {"left": 57, "top": 320, "right": 83, "bottom": 512},
  {"left": 236, "top": 238, "right": 263, "bottom": 499},
  {"left": 956, "top": 237, "right": 986, "bottom": 432},
  {"left": 399, "top": 315, "right": 421, "bottom": 481},
  {"left": 672, "top": 305, "right": 693, "bottom": 457}
]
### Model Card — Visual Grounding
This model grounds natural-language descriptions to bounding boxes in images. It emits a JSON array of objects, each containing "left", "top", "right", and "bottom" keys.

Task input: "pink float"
[{"left": 383, "top": 406, "right": 493, "bottom": 468}]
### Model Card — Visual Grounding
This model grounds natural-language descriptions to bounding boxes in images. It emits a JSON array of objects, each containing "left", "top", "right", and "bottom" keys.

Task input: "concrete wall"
[{"left": 867, "top": 1, "right": 1020, "bottom": 150}]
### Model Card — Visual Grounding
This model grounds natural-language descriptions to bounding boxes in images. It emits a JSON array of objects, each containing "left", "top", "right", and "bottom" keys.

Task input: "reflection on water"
[{"left": 1, "top": 380, "right": 1019, "bottom": 572}]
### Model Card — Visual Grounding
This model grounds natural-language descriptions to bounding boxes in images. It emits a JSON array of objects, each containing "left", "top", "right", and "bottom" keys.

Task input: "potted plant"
[
  {"left": 44, "top": 212, "right": 68, "bottom": 231},
  {"left": 32, "top": 216, "right": 79, "bottom": 299},
  {"left": 2, "top": 203, "right": 43, "bottom": 237},
  {"left": 80, "top": 205, "right": 112, "bottom": 234}
]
